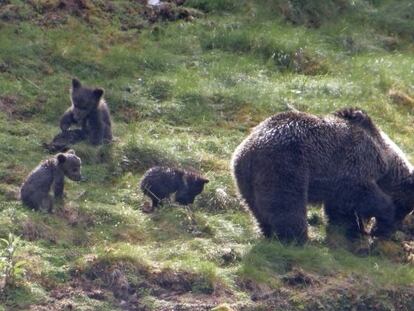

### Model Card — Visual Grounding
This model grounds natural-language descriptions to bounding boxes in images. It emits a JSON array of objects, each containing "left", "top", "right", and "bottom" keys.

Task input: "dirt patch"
[
  {"left": 291, "top": 49, "right": 328, "bottom": 75},
  {"left": 55, "top": 0, "right": 91, "bottom": 12},
  {"left": 21, "top": 219, "right": 57, "bottom": 243},
  {"left": 0, "top": 95, "right": 33, "bottom": 119},
  {"left": 1, "top": 0, "right": 202, "bottom": 28},
  {"left": 41, "top": 280, "right": 112, "bottom": 310},
  {"left": 55, "top": 203, "right": 94, "bottom": 227},
  {"left": 388, "top": 88, "right": 414, "bottom": 108},
  {"left": 149, "top": 268, "right": 201, "bottom": 294},
  {"left": 143, "top": 2, "right": 203, "bottom": 23},
  {"left": 75, "top": 261, "right": 145, "bottom": 310},
  {"left": 0, "top": 183, "right": 20, "bottom": 200},
  {"left": 74, "top": 258, "right": 236, "bottom": 310},
  {"left": 0, "top": 95, "right": 19, "bottom": 117},
  {"left": 0, "top": 94, "right": 42, "bottom": 120},
  {"left": 117, "top": 106, "right": 142, "bottom": 123},
  {"left": 30, "top": 0, "right": 94, "bottom": 26},
  {"left": 281, "top": 267, "right": 321, "bottom": 288},
  {"left": 0, "top": 163, "right": 27, "bottom": 185},
  {"left": 28, "top": 0, "right": 92, "bottom": 15}
]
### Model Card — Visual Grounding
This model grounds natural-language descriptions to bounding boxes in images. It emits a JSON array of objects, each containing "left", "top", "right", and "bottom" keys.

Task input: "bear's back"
[
  {"left": 21, "top": 160, "right": 55, "bottom": 196},
  {"left": 237, "top": 111, "right": 387, "bottom": 182},
  {"left": 334, "top": 108, "right": 413, "bottom": 185},
  {"left": 140, "top": 166, "right": 180, "bottom": 198}
]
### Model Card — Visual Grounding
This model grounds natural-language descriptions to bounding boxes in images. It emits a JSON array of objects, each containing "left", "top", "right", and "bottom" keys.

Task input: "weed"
[{"left": 0, "top": 233, "right": 26, "bottom": 291}]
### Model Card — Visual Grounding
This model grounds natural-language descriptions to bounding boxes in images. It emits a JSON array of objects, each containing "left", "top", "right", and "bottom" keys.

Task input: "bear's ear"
[
  {"left": 72, "top": 78, "right": 82, "bottom": 90},
  {"left": 66, "top": 149, "right": 76, "bottom": 155},
  {"left": 200, "top": 177, "right": 209, "bottom": 184},
  {"left": 93, "top": 88, "right": 104, "bottom": 101},
  {"left": 57, "top": 154, "right": 66, "bottom": 164}
]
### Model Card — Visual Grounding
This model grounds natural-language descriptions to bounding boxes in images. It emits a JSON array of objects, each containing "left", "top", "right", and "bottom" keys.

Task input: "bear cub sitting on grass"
[
  {"left": 140, "top": 166, "right": 209, "bottom": 213},
  {"left": 46, "top": 78, "right": 113, "bottom": 152},
  {"left": 20, "top": 150, "right": 82, "bottom": 212},
  {"left": 61, "top": 78, "right": 112, "bottom": 145}
]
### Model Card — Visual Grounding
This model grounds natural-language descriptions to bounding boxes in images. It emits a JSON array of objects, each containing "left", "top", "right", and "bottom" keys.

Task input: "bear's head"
[
  {"left": 175, "top": 173, "right": 209, "bottom": 205},
  {"left": 70, "top": 78, "right": 104, "bottom": 122},
  {"left": 392, "top": 175, "right": 414, "bottom": 228},
  {"left": 57, "top": 149, "right": 82, "bottom": 182}
]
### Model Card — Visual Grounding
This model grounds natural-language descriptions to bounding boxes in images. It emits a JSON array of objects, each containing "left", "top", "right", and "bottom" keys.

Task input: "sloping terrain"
[{"left": 1, "top": 0, "right": 414, "bottom": 310}]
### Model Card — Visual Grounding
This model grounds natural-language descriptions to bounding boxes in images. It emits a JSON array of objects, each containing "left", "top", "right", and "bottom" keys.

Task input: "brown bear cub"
[
  {"left": 232, "top": 108, "right": 414, "bottom": 244},
  {"left": 140, "top": 166, "right": 209, "bottom": 212},
  {"left": 59, "top": 78, "right": 112, "bottom": 146},
  {"left": 20, "top": 150, "right": 82, "bottom": 212}
]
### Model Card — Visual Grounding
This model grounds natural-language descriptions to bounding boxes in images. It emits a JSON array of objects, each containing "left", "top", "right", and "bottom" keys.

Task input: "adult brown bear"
[{"left": 231, "top": 108, "right": 414, "bottom": 244}]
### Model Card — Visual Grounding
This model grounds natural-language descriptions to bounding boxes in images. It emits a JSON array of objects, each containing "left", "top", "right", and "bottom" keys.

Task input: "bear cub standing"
[
  {"left": 140, "top": 166, "right": 209, "bottom": 212},
  {"left": 20, "top": 150, "right": 82, "bottom": 212},
  {"left": 60, "top": 78, "right": 112, "bottom": 145}
]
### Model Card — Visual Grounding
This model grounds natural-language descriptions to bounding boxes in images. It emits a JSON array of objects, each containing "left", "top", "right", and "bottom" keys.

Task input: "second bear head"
[
  {"left": 70, "top": 78, "right": 105, "bottom": 122},
  {"left": 57, "top": 149, "right": 82, "bottom": 182}
]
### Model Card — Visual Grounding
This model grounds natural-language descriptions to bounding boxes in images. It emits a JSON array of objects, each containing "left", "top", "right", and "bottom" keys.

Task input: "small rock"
[{"left": 142, "top": 201, "right": 154, "bottom": 213}]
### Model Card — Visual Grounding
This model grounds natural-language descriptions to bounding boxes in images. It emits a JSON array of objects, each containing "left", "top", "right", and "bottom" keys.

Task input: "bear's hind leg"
[
  {"left": 24, "top": 192, "right": 53, "bottom": 212},
  {"left": 253, "top": 162, "right": 309, "bottom": 244}
]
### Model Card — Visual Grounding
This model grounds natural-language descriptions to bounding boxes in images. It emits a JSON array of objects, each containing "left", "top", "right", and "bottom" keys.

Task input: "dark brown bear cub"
[
  {"left": 60, "top": 78, "right": 112, "bottom": 145},
  {"left": 20, "top": 150, "right": 82, "bottom": 212},
  {"left": 140, "top": 166, "right": 209, "bottom": 212},
  {"left": 231, "top": 108, "right": 414, "bottom": 244}
]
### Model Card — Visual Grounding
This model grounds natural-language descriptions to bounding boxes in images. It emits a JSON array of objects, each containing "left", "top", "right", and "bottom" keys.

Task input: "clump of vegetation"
[
  {"left": 146, "top": 79, "right": 174, "bottom": 102},
  {"left": 120, "top": 137, "right": 178, "bottom": 173},
  {"left": 0, "top": 233, "right": 26, "bottom": 291}
]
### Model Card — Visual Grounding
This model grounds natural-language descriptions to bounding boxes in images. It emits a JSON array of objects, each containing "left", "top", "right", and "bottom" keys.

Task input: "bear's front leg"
[
  {"left": 87, "top": 114, "right": 104, "bottom": 145},
  {"left": 60, "top": 108, "right": 76, "bottom": 131},
  {"left": 325, "top": 180, "right": 395, "bottom": 239},
  {"left": 53, "top": 172, "right": 65, "bottom": 200}
]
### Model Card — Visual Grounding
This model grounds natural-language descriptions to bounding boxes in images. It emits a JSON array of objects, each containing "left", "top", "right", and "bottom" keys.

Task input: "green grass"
[
  {"left": 240, "top": 241, "right": 414, "bottom": 286},
  {"left": 0, "top": 0, "right": 414, "bottom": 310}
]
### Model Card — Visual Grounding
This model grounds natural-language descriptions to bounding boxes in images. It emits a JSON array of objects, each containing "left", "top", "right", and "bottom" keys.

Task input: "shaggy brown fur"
[
  {"left": 140, "top": 166, "right": 209, "bottom": 208},
  {"left": 20, "top": 150, "right": 82, "bottom": 212},
  {"left": 59, "top": 78, "right": 112, "bottom": 145},
  {"left": 231, "top": 108, "right": 414, "bottom": 244}
]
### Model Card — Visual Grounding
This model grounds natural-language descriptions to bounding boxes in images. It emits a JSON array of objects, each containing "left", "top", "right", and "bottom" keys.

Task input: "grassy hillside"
[{"left": 1, "top": 0, "right": 414, "bottom": 310}]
